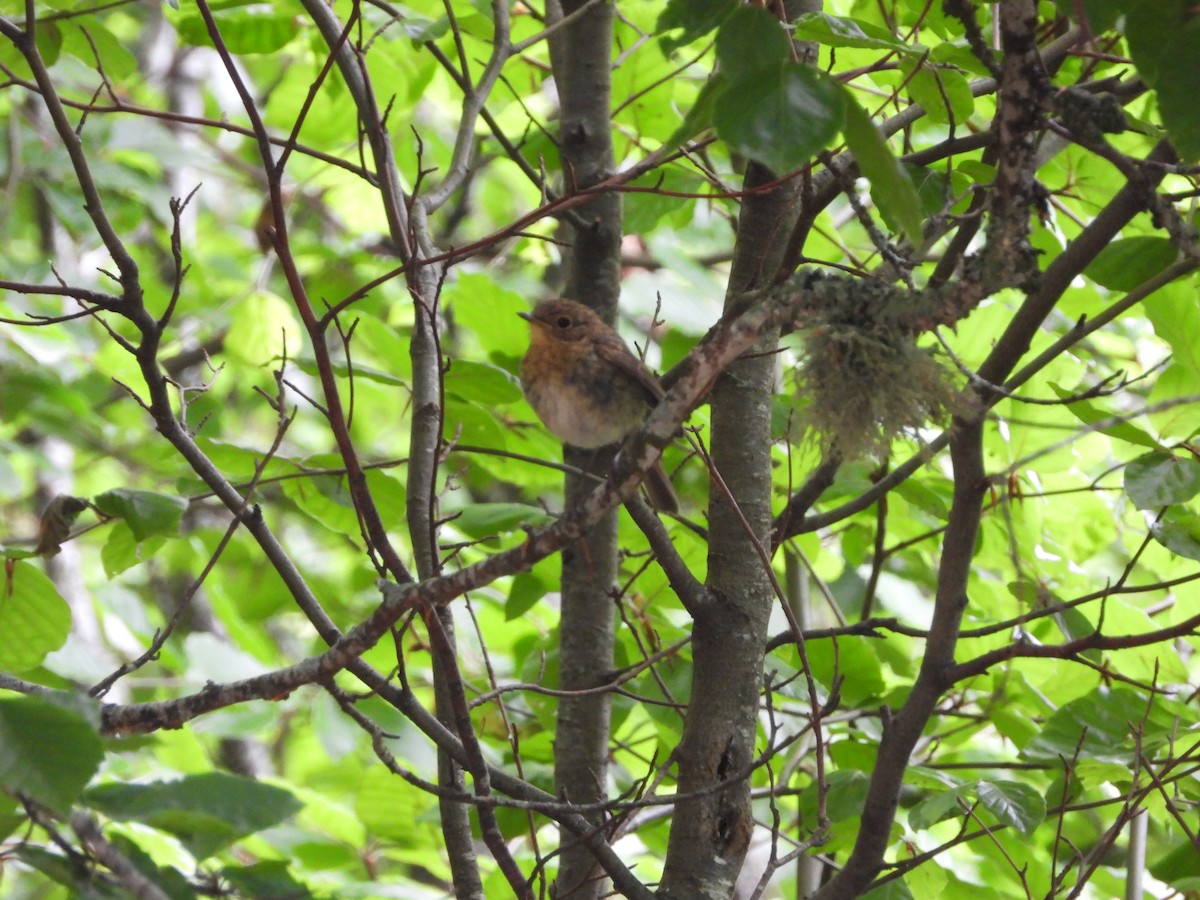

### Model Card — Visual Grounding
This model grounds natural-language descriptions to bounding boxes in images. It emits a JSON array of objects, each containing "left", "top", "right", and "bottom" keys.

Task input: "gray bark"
[
  {"left": 548, "top": 2, "right": 624, "bottom": 897},
  {"left": 659, "top": 3, "right": 819, "bottom": 896}
]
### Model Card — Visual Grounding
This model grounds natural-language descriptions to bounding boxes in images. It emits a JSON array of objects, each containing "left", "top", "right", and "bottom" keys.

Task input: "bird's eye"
[{"left": 556, "top": 316, "right": 572, "bottom": 328}]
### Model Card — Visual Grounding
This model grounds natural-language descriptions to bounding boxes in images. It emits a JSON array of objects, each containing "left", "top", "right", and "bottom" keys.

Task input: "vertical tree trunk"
[
  {"left": 548, "top": 2, "right": 623, "bottom": 897},
  {"left": 658, "top": 164, "right": 801, "bottom": 897},
  {"left": 660, "top": 3, "right": 820, "bottom": 894}
]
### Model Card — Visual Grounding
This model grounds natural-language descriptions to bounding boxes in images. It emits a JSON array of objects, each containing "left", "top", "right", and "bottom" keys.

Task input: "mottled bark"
[
  {"left": 548, "top": 1, "right": 623, "bottom": 897},
  {"left": 658, "top": 4, "right": 818, "bottom": 896}
]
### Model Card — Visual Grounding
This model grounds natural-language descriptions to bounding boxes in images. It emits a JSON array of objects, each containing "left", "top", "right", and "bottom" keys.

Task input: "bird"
[{"left": 519, "top": 298, "right": 679, "bottom": 513}]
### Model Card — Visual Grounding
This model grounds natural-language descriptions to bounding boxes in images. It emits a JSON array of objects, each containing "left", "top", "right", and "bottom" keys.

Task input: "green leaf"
[
  {"left": 14, "top": 846, "right": 84, "bottom": 891},
  {"left": 225, "top": 290, "right": 305, "bottom": 367},
  {"left": 443, "top": 274, "right": 531, "bottom": 360},
  {"left": 656, "top": 0, "right": 738, "bottom": 52},
  {"left": 33, "top": 21, "right": 62, "bottom": 65},
  {"left": 60, "top": 22, "right": 136, "bottom": 79},
  {"left": 505, "top": 571, "right": 546, "bottom": 621},
  {"left": 806, "top": 634, "right": 885, "bottom": 705},
  {"left": 1150, "top": 508, "right": 1200, "bottom": 561},
  {"left": 662, "top": 74, "right": 723, "bottom": 154},
  {"left": 862, "top": 878, "right": 916, "bottom": 900},
  {"left": 975, "top": 779, "right": 1045, "bottom": 835},
  {"left": 101, "top": 521, "right": 167, "bottom": 578},
  {"left": 175, "top": 11, "right": 301, "bottom": 54},
  {"left": 1048, "top": 383, "right": 1162, "bottom": 449},
  {"left": 1123, "top": 451, "right": 1200, "bottom": 509},
  {"left": 841, "top": 90, "right": 924, "bottom": 246},
  {"left": 908, "top": 785, "right": 969, "bottom": 831},
  {"left": 506, "top": 556, "right": 556, "bottom": 621},
  {"left": 445, "top": 397, "right": 508, "bottom": 448},
  {"left": 220, "top": 860, "right": 313, "bottom": 899},
  {"left": 714, "top": 62, "right": 845, "bottom": 174},
  {"left": 1150, "top": 838, "right": 1200, "bottom": 885},
  {"left": 1054, "top": 0, "right": 1124, "bottom": 33},
  {"left": 802, "top": 769, "right": 871, "bottom": 823},
  {"left": 791, "top": 12, "right": 915, "bottom": 53},
  {"left": 900, "top": 62, "right": 974, "bottom": 126},
  {"left": 0, "top": 792, "right": 22, "bottom": 843},
  {"left": 894, "top": 477, "right": 949, "bottom": 518},
  {"left": 453, "top": 502, "right": 554, "bottom": 540},
  {"left": 1084, "top": 236, "right": 1177, "bottom": 291},
  {"left": 105, "top": 833, "right": 199, "bottom": 899},
  {"left": 397, "top": 13, "right": 448, "bottom": 41},
  {"left": 1052, "top": 605, "right": 1102, "bottom": 663},
  {"left": 1147, "top": 363, "right": 1200, "bottom": 441},
  {"left": 94, "top": 488, "right": 188, "bottom": 542},
  {"left": 1022, "top": 687, "right": 1175, "bottom": 763},
  {"left": 715, "top": 7, "right": 790, "bottom": 80},
  {"left": 1142, "top": 279, "right": 1200, "bottom": 375},
  {"left": 0, "top": 561, "right": 70, "bottom": 673},
  {"left": 1126, "top": 2, "right": 1200, "bottom": 161},
  {"left": 282, "top": 469, "right": 405, "bottom": 544},
  {"left": 356, "top": 766, "right": 441, "bottom": 843},
  {"left": 294, "top": 357, "right": 407, "bottom": 387},
  {"left": 444, "top": 360, "right": 522, "bottom": 405},
  {"left": 991, "top": 705, "right": 1040, "bottom": 748},
  {"left": 0, "top": 695, "right": 104, "bottom": 813},
  {"left": 86, "top": 772, "right": 302, "bottom": 860}
]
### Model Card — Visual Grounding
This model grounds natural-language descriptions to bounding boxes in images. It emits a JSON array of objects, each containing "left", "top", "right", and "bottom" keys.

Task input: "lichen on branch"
[{"left": 776, "top": 273, "right": 974, "bottom": 458}]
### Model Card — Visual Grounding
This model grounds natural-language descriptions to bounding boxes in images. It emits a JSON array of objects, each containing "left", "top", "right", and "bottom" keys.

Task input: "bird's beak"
[{"left": 517, "top": 311, "right": 534, "bottom": 323}]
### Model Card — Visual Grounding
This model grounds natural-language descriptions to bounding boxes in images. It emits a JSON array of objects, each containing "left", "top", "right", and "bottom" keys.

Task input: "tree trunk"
[{"left": 548, "top": 2, "right": 623, "bottom": 896}]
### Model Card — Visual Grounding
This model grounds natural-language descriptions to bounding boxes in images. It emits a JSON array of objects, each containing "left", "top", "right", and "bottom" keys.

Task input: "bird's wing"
[{"left": 594, "top": 335, "right": 665, "bottom": 404}]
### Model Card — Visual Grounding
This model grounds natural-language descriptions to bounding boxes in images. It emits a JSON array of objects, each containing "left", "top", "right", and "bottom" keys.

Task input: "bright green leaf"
[
  {"left": 1143, "top": 279, "right": 1200, "bottom": 375},
  {"left": 1150, "top": 838, "right": 1200, "bottom": 885},
  {"left": 1147, "top": 363, "right": 1200, "bottom": 440},
  {"left": 453, "top": 502, "right": 554, "bottom": 539},
  {"left": 842, "top": 89, "right": 924, "bottom": 246},
  {"left": 0, "top": 562, "right": 70, "bottom": 673},
  {"left": 100, "top": 521, "right": 167, "bottom": 578},
  {"left": 94, "top": 488, "right": 188, "bottom": 542},
  {"left": 175, "top": 12, "right": 301, "bottom": 54},
  {"left": 356, "top": 765, "right": 440, "bottom": 844},
  {"left": 792, "top": 12, "right": 915, "bottom": 53},
  {"left": 34, "top": 21, "right": 62, "bottom": 65},
  {"left": 662, "top": 73, "right": 724, "bottom": 154},
  {"left": 1084, "top": 236, "right": 1178, "bottom": 291},
  {"left": 444, "top": 360, "right": 522, "bottom": 405},
  {"left": 1048, "top": 383, "right": 1162, "bottom": 449},
  {"left": 225, "top": 290, "right": 305, "bottom": 367},
  {"left": 60, "top": 22, "right": 136, "bottom": 78},
  {"left": 901, "top": 63, "right": 974, "bottom": 126},
  {"left": 444, "top": 274, "right": 530, "bottom": 361},
  {"left": 802, "top": 769, "right": 871, "bottom": 823}
]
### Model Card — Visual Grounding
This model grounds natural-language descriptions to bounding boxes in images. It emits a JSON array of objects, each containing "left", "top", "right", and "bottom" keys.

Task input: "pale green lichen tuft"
[{"left": 796, "top": 322, "right": 965, "bottom": 459}]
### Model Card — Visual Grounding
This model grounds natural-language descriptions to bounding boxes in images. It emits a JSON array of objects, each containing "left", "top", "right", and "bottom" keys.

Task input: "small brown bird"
[{"left": 519, "top": 299, "right": 678, "bottom": 512}]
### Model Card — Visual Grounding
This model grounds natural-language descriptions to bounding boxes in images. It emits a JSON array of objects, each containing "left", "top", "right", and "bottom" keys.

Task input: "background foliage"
[{"left": 2, "top": 0, "right": 1200, "bottom": 897}]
